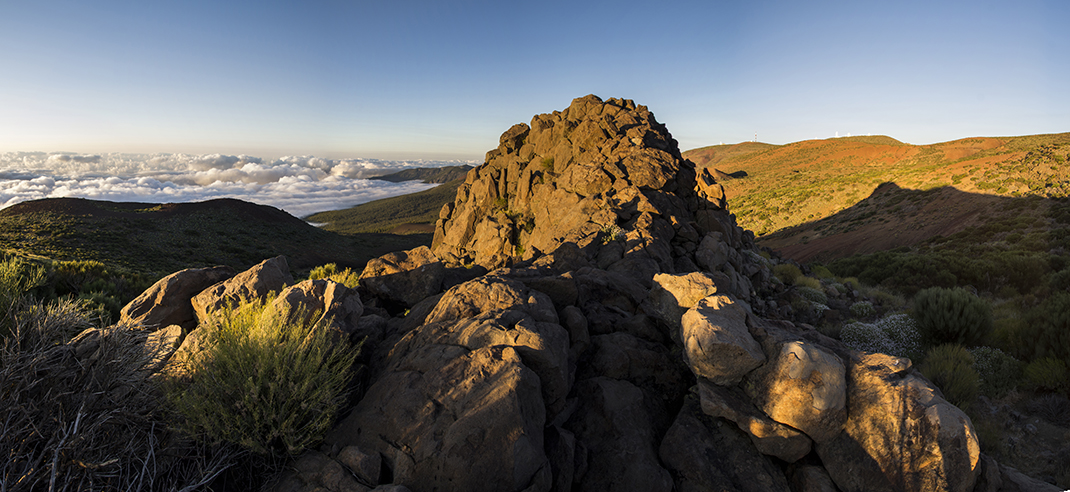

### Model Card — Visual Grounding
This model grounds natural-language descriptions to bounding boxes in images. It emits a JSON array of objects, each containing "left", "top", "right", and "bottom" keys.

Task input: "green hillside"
[{"left": 307, "top": 178, "right": 461, "bottom": 234}]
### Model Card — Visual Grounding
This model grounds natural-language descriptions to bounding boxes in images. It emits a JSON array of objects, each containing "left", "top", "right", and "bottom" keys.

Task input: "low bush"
[
  {"left": 1021, "top": 292, "right": 1070, "bottom": 361},
  {"left": 912, "top": 287, "right": 993, "bottom": 347},
  {"left": 918, "top": 344, "right": 980, "bottom": 410},
  {"left": 796, "top": 286, "right": 828, "bottom": 305},
  {"left": 1023, "top": 357, "right": 1069, "bottom": 394},
  {"left": 773, "top": 263, "right": 802, "bottom": 285},
  {"left": 841, "top": 321, "right": 893, "bottom": 354},
  {"left": 309, "top": 263, "right": 360, "bottom": 289},
  {"left": 840, "top": 313, "right": 921, "bottom": 359},
  {"left": 1, "top": 255, "right": 47, "bottom": 337},
  {"left": 794, "top": 276, "right": 822, "bottom": 291},
  {"left": 1025, "top": 394, "right": 1070, "bottom": 426},
  {"left": 810, "top": 264, "right": 834, "bottom": 279},
  {"left": 168, "top": 296, "right": 359, "bottom": 457},
  {"left": 850, "top": 300, "right": 876, "bottom": 318},
  {"left": 968, "top": 346, "right": 1024, "bottom": 398},
  {"left": 877, "top": 313, "right": 922, "bottom": 358}
]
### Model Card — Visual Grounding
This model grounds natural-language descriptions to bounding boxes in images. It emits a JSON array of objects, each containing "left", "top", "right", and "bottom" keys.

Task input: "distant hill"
[
  {"left": 0, "top": 197, "right": 430, "bottom": 276},
  {"left": 307, "top": 178, "right": 462, "bottom": 235},
  {"left": 682, "top": 133, "right": 1070, "bottom": 241},
  {"left": 369, "top": 165, "right": 473, "bottom": 183},
  {"left": 684, "top": 141, "right": 776, "bottom": 170}
]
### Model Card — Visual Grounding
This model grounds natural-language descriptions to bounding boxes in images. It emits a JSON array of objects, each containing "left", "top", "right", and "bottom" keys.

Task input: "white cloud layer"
[{"left": 0, "top": 152, "right": 476, "bottom": 218}]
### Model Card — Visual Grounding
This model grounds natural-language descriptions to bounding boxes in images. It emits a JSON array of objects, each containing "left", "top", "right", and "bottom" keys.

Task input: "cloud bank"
[{"left": 0, "top": 152, "right": 476, "bottom": 218}]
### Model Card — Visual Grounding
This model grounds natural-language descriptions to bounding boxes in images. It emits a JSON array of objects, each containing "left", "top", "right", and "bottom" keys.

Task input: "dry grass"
[{"left": 0, "top": 298, "right": 238, "bottom": 491}]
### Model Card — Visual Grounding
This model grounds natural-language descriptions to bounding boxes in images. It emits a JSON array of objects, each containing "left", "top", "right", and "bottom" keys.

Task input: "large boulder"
[
  {"left": 119, "top": 266, "right": 235, "bottom": 330},
  {"left": 424, "top": 275, "right": 558, "bottom": 325},
  {"left": 191, "top": 256, "right": 293, "bottom": 323},
  {"left": 680, "top": 294, "right": 765, "bottom": 385},
  {"left": 745, "top": 339, "right": 847, "bottom": 443},
  {"left": 816, "top": 352, "right": 981, "bottom": 492},
  {"left": 647, "top": 271, "right": 727, "bottom": 335},
  {"left": 387, "top": 308, "right": 571, "bottom": 419},
  {"left": 359, "top": 246, "right": 445, "bottom": 308}
]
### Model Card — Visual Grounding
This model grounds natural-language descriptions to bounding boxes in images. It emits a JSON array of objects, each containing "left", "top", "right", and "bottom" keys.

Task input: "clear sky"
[{"left": 1, "top": 0, "right": 1067, "bottom": 160}]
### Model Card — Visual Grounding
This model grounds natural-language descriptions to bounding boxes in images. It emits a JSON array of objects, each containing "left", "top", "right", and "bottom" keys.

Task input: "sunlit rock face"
[{"left": 745, "top": 339, "right": 847, "bottom": 443}]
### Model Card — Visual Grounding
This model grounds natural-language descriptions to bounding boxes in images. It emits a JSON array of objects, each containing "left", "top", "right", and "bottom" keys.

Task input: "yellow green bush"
[
  {"left": 794, "top": 276, "right": 822, "bottom": 290},
  {"left": 919, "top": 344, "right": 980, "bottom": 410},
  {"left": 168, "top": 296, "right": 359, "bottom": 457},
  {"left": 1023, "top": 357, "right": 1068, "bottom": 394},
  {"left": 309, "top": 263, "right": 360, "bottom": 289}
]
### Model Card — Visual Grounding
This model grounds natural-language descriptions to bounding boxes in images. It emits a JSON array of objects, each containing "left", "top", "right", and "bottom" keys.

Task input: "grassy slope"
[
  {"left": 307, "top": 178, "right": 462, "bottom": 235},
  {"left": 0, "top": 198, "right": 429, "bottom": 277}
]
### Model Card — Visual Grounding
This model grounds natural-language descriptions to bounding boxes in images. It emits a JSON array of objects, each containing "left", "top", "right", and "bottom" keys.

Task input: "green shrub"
[
  {"left": 919, "top": 344, "right": 980, "bottom": 410},
  {"left": 1021, "top": 292, "right": 1070, "bottom": 361},
  {"left": 842, "top": 277, "right": 862, "bottom": 291},
  {"left": 773, "top": 263, "right": 802, "bottom": 285},
  {"left": 0, "top": 255, "right": 47, "bottom": 337},
  {"left": 1050, "top": 269, "right": 1070, "bottom": 291},
  {"left": 810, "top": 264, "right": 834, "bottom": 279},
  {"left": 912, "top": 287, "right": 993, "bottom": 347},
  {"left": 77, "top": 290, "right": 124, "bottom": 325},
  {"left": 309, "top": 263, "right": 339, "bottom": 280},
  {"left": 968, "top": 346, "right": 1024, "bottom": 398},
  {"left": 850, "top": 300, "right": 876, "bottom": 318},
  {"left": 600, "top": 223, "right": 625, "bottom": 244},
  {"left": 168, "top": 296, "right": 359, "bottom": 457},
  {"left": 309, "top": 263, "right": 360, "bottom": 289},
  {"left": 1023, "top": 357, "right": 1069, "bottom": 393}
]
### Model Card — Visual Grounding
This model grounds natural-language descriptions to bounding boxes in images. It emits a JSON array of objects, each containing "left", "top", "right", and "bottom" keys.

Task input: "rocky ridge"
[{"left": 109, "top": 96, "right": 1059, "bottom": 492}]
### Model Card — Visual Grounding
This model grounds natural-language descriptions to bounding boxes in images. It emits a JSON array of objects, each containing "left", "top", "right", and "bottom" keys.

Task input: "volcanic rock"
[
  {"left": 119, "top": 265, "right": 235, "bottom": 330},
  {"left": 191, "top": 256, "right": 293, "bottom": 323}
]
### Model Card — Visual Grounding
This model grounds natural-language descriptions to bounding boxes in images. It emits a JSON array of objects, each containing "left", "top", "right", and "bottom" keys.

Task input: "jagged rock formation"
[
  {"left": 431, "top": 95, "right": 762, "bottom": 300},
  {"left": 117, "top": 96, "right": 1061, "bottom": 492}
]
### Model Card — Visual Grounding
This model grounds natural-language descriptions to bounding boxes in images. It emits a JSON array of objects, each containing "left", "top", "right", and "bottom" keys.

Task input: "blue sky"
[{"left": 1, "top": 0, "right": 1067, "bottom": 160}]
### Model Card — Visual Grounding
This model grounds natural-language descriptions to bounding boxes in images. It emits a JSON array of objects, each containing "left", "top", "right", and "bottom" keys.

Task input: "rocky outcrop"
[
  {"left": 430, "top": 95, "right": 761, "bottom": 302},
  {"left": 122, "top": 96, "right": 1049, "bottom": 492}
]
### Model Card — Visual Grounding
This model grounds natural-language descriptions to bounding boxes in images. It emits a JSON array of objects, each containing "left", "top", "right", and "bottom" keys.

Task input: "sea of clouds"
[{"left": 0, "top": 152, "right": 477, "bottom": 218}]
